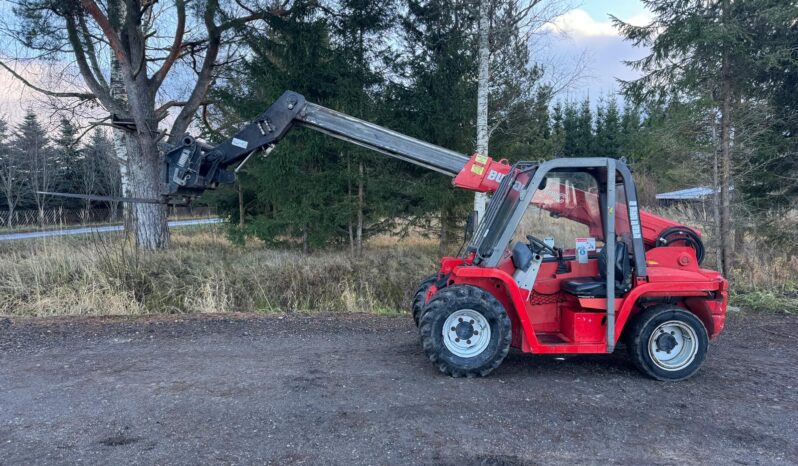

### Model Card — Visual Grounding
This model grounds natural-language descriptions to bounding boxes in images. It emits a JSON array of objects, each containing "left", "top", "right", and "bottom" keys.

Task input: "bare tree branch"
[
  {"left": 150, "top": 0, "right": 186, "bottom": 88},
  {"left": 74, "top": 116, "right": 113, "bottom": 144},
  {"left": 0, "top": 60, "right": 96, "bottom": 100},
  {"left": 65, "top": 14, "right": 118, "bottom": 112},
  {"left": 78, "top": 13, "right": 109, "bottom": 89},
  {"left": 78, "top": 0, "right": 128, "bottom": 66}
]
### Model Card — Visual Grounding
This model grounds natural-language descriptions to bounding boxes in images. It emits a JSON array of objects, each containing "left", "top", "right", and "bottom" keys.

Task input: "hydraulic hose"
[{"left": 655, "top": 226, "right": 705, "bottom": 265}]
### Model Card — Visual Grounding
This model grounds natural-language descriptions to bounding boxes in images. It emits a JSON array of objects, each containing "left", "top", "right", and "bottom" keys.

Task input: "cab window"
[{"left": 512, "top": 172, "right": 603, "bottom": 254}]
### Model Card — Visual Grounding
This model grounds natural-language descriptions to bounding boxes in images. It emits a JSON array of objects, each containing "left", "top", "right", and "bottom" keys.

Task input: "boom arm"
[
  {"left": 164, "top": 90, "right": 696, "bottom": 252},
  {"left": 165, "top": 91, "right": 510, "bottom": 196}
]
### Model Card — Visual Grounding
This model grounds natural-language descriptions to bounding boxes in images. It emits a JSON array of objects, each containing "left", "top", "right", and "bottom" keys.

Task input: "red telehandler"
[{"left": 53, "top": 91, "right": 728, "bottom": 381}]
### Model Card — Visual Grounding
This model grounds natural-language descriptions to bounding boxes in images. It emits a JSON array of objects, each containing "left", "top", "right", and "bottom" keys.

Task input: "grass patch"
[
  {"left": 0, "top": 227, "right": 439, "bottom": 317},
  {"left": 730, "top": 290, "right": 798, "bottom": 315},
  {"left": 1, "top": 207, "right": 795, "bottom": 318}
]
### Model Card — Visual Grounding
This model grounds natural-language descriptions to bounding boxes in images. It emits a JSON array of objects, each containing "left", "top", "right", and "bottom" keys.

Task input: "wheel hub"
[
  {"left": 655, "top": 333, "right": 678, "bottom": 353},
  {"left": 647, "top": 320, "right": 699, "bottom": 371},
  {"left": 455, "top": 320, "right": 475, "bottom": 340},
  {"left": 442, "top": 309, "right": 491, "bottom": 358}
]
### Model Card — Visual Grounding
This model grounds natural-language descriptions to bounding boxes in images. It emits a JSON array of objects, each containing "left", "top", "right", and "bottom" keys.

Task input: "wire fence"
[{"left": 0, "top": 206, "right": 216, "bottom": 230}]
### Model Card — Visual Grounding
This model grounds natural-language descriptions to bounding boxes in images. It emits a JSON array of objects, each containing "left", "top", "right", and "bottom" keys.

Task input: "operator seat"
[{"left": 561, "top": 242, "right": 632, "bottom": 297}]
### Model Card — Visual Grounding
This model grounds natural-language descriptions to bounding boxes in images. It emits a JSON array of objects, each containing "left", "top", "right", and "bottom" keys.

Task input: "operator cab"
[
  {"left": 560, "top": 242, "right": 632, "bottom": 297},
  {"left": 465, "top": 158, "right": 647, "bottom": 350}
]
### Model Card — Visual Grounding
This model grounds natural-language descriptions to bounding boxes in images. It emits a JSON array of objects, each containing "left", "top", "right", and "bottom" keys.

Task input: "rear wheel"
[
  {"left": 419, "top": 285, "right": 511, "bottom": 377},
  {"left": 627, "top": 305, "right": 708, "bottom": 381},
  {"left": 411, "top": 274, "right": 437, "bottom": 327}
]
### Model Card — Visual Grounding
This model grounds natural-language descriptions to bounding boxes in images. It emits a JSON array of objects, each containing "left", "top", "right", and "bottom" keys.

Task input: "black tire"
[
  {"left": 419, "top": 285, "right": 511, "bottom": 378},
  {"left": 411, "top": 274, "right": 438, "bottom": 327},
  {"left": 627, "top": 305, "right": 709, "bottom": 381}
]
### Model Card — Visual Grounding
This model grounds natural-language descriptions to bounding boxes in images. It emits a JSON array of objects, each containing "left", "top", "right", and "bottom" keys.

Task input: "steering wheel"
[{"left": 526, "top": 234, "right": 558, "bottom": 257}]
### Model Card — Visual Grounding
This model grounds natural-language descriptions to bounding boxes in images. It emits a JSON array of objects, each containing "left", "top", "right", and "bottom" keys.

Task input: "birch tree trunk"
[
  {"left": 356, "top": 160, "right": 364, "bottom": 256},
  {"left": 112, "top": 127, "right": 131, "bottom": 229},
  {"left": 439, "top": 210, "right": 448, "bottom": 257},
  {"left": 718, "top": 0, "right": 733, "bottom": 277},
  {"left": 109, "top": 0, "right": 132, "bottom": 234},
  {"left": 347, "top": 154, "right": 355, "bottom": 255},
  {"left": 474, "top": 0, "right": 491, "bottom": 225},
  {"left": 719, "top": 62, "right": 733, "bottom": 278},
  {"left": 711, "top": 111, "right": 723, "bottom": 271},
  {"left": 238, "top": 181, "right": 245, "bottom": 227}
]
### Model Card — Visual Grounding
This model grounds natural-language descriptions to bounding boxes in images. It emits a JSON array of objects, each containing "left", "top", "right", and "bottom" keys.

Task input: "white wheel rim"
[
  {"left": 647, "top": 320, "right": 699, "bottom": 371},
  {"left": 442, "top": 309, "right": 491, "bottom": 358}
]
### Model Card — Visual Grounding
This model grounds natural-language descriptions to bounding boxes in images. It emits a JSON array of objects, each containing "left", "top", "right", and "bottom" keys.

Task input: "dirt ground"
[{"left": 0, "top": 312, "right": 796, "bottom": 465}]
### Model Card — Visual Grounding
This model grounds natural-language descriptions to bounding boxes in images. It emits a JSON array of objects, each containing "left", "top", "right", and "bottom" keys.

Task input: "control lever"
[{"left": 555, "top": 247, "right": 571, "bottom": 275}]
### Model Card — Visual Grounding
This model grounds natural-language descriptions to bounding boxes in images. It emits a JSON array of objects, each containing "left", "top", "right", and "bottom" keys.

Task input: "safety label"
[{"left": 575, "top": 237, "right": 596, "bottom": 264}]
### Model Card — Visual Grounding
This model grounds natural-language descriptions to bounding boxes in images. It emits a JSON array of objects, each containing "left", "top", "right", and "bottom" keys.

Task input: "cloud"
[
  {"left": 543, "top": 8, "right": 653, "bottom": 41},
  {"left": 625, "top": 12, "right": 655, "bottom": 28},
  {"left": 540, "top": 8, "right": 653, "bottom": 103},
  {"left": 544, "top": 9, "right": 617, "bottom": 39}
]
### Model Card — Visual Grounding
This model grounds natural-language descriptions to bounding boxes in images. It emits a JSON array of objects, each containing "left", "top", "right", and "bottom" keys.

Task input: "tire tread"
[
  {"left": 627, "top": 304, "right": 708, "bottom": 381},
  {"left": 419, "top": 284, "right": 511, "bottom": 378}
]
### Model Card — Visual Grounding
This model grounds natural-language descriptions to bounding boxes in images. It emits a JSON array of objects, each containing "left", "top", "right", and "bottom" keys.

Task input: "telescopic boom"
[
  {"left": 162, "top": 90, "right": 696, "bottom": 251},
  {"left": 165, "top": 91, "right": 510, "bottom": 197}
]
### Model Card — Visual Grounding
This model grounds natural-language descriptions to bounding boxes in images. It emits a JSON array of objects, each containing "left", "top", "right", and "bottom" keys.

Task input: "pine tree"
[
  {"left": 613, "top": 0, "right": 798, "bottom": 276},
  {"left": 14, "top": 111, "right": 52, "bottom": 222},
  {"left": 594, "top": 97, "right": 621, "bottom": 156},
  {"left": 212, "top": 2, "right": 383, "bottom": 251},
  {"left": 561, "top": 101, "right": 578, "bottom": 157},
  {"left": 550, "top": 101, "right": 565, "bottom": 155},
  {"left": 0, "top": 117, "right": 26, "bottom": 226},
  {"left": 331, "top": 0, "right": 396, "bottom": 254},
  {"left": 53, "top": 118, "right": 81, "bottom": 209},
  {"left": 391, "top": 0, "right": 479, "bottom": 254},
  {"left": 81, "top": 129, "right": 118, "bottom": 219}
]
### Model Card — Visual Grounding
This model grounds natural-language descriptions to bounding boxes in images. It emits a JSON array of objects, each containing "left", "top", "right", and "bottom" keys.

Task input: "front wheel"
[
  {"left": 627, "top": 305, "right": 709, "bottom": 381},
  {"left": 411, "top": 274, "right": 437, "bottom": 327},
  {"left": 419, "top": 285, "right": 511, "bottom": 377}
]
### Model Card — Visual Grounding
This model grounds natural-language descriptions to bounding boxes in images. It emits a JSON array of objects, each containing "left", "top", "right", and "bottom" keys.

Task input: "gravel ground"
[{"left": 0, "top": 312, "right": 796, "bottom": 465}]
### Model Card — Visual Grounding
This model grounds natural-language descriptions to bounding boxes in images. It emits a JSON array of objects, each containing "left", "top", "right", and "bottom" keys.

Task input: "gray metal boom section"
[
  {"left": 165, "top": 90, "right": 471, "bottom": 197},
  {"left": 296, "top": 103, "right": 469, "bottom": 177}
]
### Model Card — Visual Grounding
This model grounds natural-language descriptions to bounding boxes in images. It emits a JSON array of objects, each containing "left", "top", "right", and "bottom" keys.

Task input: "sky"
[
  {"left": 542, "top": 0, "right": 652, "bottom": 104},
  {"left": 0, "top": 0, "right": 652, "bottom": 123}
]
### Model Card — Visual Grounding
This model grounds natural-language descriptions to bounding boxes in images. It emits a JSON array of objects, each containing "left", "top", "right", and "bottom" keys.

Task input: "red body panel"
[
  {"left": 430, "top": 244, "right": 728, "bottom": 355},
  {"left": 427, "top": 154, "right": 728, "bottom": 355}
]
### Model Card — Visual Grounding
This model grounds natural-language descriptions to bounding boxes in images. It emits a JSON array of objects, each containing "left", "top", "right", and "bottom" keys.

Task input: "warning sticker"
[
  {"left": 475, "top": 154, "right": 489, "bottom": 165},
  {"left": 576, "top": 237, "right": 596, "bottom": 251},
  {"left": 232, "top": 138, "right": 248, "bottom": 149},
  {"left": 575, "top": 237, "right": 595, "bottom": 264},
  {"left": 471, "top": 165, "right": 485, "bottom": 175}
]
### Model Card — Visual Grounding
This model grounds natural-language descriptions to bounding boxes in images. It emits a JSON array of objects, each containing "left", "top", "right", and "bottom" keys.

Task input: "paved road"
[
  {"left": 0, "top": 218, "right": 223, "bottom": 241},
  {"left": 0, "top": 313, "right": 795, "bottom": 465}
]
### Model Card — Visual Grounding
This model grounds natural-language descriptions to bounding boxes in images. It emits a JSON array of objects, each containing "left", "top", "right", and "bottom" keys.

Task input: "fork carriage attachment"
[{"left": 161, "top": 90, "right": 725, "bottom": 380}]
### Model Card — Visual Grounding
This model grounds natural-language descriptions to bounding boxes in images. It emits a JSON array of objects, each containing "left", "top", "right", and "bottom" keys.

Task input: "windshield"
[
  {"left": 467, "top": 161, "right": 642, "bottom": 271},
  {"left": 469, "top": 167, "right": 609, "bottom": 263},
  {"left": 469, "top": 163, "right": 537, "bottom": 260},
  {"left": 515, "top": 172, "right": 604, "bottom": 250}
]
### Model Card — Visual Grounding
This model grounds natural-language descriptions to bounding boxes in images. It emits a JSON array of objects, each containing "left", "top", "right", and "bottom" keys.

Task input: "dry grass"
[
  {"left": 0, "top": 205, "right": 795, "bottom": 318},
  {"left": 0, "top": 227, "right": 438, "bottom": 317}
]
